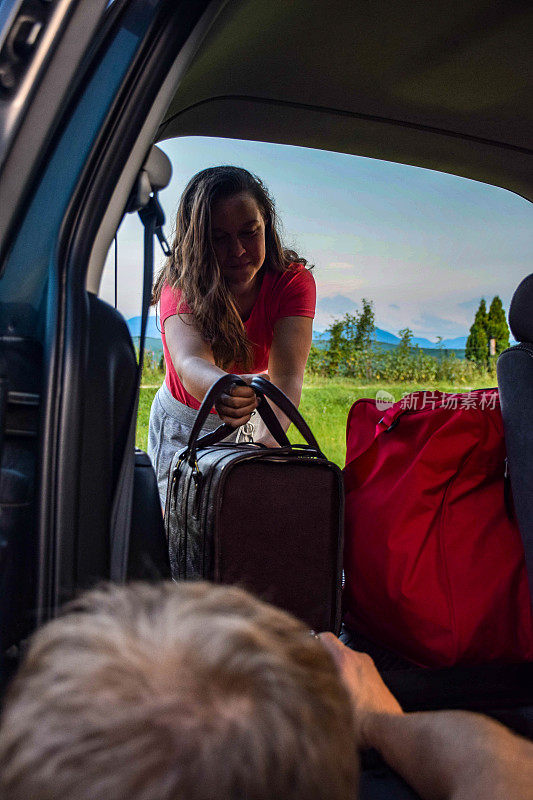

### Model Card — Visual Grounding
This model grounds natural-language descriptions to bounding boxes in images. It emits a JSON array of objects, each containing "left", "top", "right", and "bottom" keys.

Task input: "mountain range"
[
  {"left": 127, "top": 316, "right": 468, "bottom": 351},
  {"left": 311, "top": 327, "right": 468, "bottom": 350}
]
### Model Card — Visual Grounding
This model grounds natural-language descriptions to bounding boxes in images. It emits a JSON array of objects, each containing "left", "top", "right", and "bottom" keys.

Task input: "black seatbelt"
[{"left": 109, "top": 194, "right": 169, "bottom": 582}]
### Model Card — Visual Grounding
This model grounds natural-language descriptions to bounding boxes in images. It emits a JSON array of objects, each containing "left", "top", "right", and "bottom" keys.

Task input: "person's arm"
[
  {"left": 365, "top": 709, "right": 533, "bottom": 800},
  {"left": 252, "top": 315, "right": 313, "bottom": 447},
  {"left": 319, "top": 634, "right": 533, "bottom": 800},
  {"left": 164, "top": 314, "right": 257, "bottom": 427}
]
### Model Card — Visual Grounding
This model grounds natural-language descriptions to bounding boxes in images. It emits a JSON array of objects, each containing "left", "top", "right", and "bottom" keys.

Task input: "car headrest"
[
  {"left": 126, "top": 145, "right": 172, "bottom": 213},
  {"left": 143, "top": 145, "right": 172, "bottom": 193},
  {"left": 509, "top": 274, "right": 533, "bottom": 344}
]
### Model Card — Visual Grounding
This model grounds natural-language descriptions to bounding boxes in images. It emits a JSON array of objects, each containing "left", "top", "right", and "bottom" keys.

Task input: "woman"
[{"left": 148, "top": 166, "right": 316, "bottom": 504}]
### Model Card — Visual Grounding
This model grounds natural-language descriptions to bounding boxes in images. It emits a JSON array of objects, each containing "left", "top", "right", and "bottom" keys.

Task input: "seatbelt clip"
[
  {"left": 138, "top": 193, "right": 170, "bottom": 256},
  {"left": 155, "top": 226, "right": 171, "bottom": 257}
]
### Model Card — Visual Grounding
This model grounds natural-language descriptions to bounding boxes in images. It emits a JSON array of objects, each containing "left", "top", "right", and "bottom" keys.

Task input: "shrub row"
[{"left": 306, "top": 343, "right": 496, "bottom": 384}]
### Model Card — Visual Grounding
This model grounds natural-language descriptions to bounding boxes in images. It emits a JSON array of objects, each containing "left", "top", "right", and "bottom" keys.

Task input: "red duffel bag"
[{"left": 343, "top": 388, "right": 533, "bottom": 667}]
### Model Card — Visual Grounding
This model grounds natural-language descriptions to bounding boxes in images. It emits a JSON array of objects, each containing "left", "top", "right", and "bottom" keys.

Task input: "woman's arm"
[
  {"left": 164, "top": 314, "right": 257, "bottom": 427},
  {"left": 252, "top": 315, "right": 313, "bottom": 446}
]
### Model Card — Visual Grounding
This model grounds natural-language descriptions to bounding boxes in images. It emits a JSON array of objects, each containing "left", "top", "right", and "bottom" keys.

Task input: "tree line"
[{"left": 307, "top": 296, "right": 509, "bottom": 383}]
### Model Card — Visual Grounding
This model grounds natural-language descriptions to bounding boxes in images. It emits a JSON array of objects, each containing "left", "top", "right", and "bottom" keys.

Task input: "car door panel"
[{"left": 0, "top": 0, "right": 109, "bottom": 266}]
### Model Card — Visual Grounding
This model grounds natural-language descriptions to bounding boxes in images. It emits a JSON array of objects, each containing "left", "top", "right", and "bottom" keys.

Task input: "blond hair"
[{"left": 0, "top": 582, "right": 358, "bottom": 800}]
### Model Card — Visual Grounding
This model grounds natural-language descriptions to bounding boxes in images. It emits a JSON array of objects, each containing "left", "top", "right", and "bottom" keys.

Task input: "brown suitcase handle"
[
  {"left": 193, "top": 400, "right": 290, "bottom": 453},
  {"left": 186, "top": 374, "right": 324, "bottom": 464},
  {"left": 186, "top": 374, "right": 244, "bottom": 462},
  {"left": 250, "top": 376, "right": 324, "bottom": 454}
]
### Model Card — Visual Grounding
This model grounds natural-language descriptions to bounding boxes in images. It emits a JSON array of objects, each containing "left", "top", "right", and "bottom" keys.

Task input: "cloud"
[
  {"left": 316, "top": 276, "right": 364, "bottom": 296},
  {"left": 324, "top": 261, "right": 356, "bottom": 271},
  {"left": 458, "top": 298, "right": 482, "bottom": 311},
  {"left": 412, "top": 312, "right": 465, "bottom": 337},
  {"left": 389, "top": 303, "right": 400, "bottom": 310}
]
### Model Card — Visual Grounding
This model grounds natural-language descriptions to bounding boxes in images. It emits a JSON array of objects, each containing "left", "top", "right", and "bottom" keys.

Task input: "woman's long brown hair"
[{"left": 152, "top": 166, "right": 307, "bottom": 371}]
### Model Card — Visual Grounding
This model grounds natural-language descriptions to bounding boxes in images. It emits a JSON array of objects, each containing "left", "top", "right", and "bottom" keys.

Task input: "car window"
[{"left": 100, "top": 136, "right": 532, "bottom": 461}]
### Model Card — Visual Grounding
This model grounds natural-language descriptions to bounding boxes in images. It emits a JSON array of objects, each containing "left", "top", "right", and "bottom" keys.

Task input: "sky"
[{"left": 100, "top": 136, "right": 532, "bottom": 341}]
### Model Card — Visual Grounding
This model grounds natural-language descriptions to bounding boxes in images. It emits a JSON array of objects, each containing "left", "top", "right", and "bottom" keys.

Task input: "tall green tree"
[
  {"left": 397, "top": 327, "right": 413, "bottom": 353},
  {"left": 465, "top": 298, "right": 489, "bottom": 365},
  {"left": 354, "top": 298, "right": 375, "bottom": 349},
  {"left": 323, "top": 318, "right": 345, "bottom": 376},
  {"left": 487, "top": 295, "right": 510, "bottom": 355},
  {"left": 355, "top": 298, "right": 376, "bottom": 380},
  {"left": 323, "top": 299, "right": 376, "bottom": 378}
]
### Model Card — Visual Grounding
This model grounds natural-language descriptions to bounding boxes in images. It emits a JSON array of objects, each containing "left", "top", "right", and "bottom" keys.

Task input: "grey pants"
[{"left": 147, "top": 382, "right": 239, "bottom": 506}]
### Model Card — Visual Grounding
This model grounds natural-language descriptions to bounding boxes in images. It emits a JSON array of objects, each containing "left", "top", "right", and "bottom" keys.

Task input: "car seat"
[
  {"left": 76, "top": 292, "right": 170, "bottom": 587},
  {"left": 497, "top": 273, "right": 533, "bottom": 606},
  {"left": 0, "top": 317, "right": 42, "bottom": 683}
]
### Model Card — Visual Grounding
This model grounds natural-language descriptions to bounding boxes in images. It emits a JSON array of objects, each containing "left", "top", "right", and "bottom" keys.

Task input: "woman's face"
[{"left": 210, "top": 192, "right": 266, "bottom": 292}]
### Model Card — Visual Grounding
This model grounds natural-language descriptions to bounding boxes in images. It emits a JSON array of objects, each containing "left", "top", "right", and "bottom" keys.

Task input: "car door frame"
[{"left": 0, "top": 0, "right": 220, "bottom": 634}]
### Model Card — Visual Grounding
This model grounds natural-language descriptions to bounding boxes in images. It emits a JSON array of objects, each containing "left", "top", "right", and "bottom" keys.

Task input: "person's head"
[
  {"left": 152, "top": 166, "right": 306, "bottom": 370},
  {"left": 0, "top": 582, "right": 358, "bottom": 800}
]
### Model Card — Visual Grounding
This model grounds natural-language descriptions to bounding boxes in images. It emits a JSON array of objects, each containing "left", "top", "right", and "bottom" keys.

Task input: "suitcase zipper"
[{"left": 172, "top": 453, "right": 188, "bottom": 579}]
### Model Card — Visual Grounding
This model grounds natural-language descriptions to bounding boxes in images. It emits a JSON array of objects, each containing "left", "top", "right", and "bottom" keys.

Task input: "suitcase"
[
  {"left": 343, "top": 388, "right": 533, "bottom": 667},
  {"left": 164, "top": 374, "right": 344, "bottom": 633}
]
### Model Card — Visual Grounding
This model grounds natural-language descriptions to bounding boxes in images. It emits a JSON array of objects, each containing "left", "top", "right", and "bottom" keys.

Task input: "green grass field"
[{"left": 136, "top": 375, "right": 487, "bottom": 467}]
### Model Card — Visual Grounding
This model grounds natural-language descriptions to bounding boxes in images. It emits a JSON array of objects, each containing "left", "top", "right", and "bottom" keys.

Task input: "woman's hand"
[
  {"left": 236, "top": 373, "right": 280, "bottom": 445},
  {"left": 214, "top": 381, "right": 259, "bottom": 427},
  {"left": 165, "top": 317, "right": 265, "bottom": 425}
]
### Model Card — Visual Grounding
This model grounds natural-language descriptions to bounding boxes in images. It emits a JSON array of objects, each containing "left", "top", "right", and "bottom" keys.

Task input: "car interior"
[{"left": 0, "top": 1, "right": 531, "bottom": 796}]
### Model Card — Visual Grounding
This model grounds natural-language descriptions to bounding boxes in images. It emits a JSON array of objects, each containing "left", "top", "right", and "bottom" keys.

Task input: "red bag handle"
[{"left": 375, "top": 403, "right": 408, "bottom": 435}]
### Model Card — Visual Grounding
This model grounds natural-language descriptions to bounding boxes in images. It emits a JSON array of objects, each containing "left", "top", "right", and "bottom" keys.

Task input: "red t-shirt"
[{"left": 159, "top": 263, "right": 316, "bottom": 410}]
